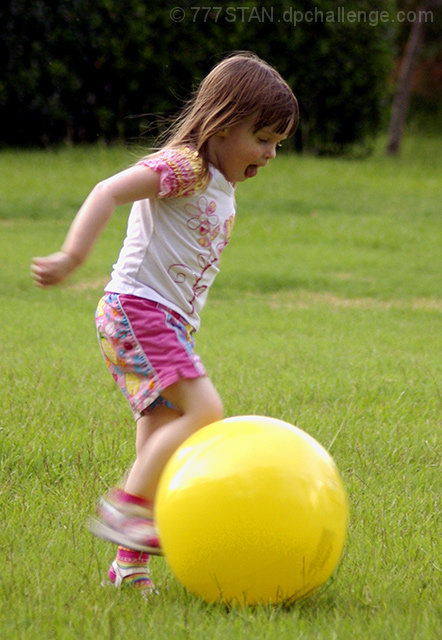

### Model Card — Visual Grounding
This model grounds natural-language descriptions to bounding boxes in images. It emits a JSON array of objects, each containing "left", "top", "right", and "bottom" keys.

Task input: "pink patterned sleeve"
[{"left": 138, "top": 146, "right": 207, "bottom": 198}]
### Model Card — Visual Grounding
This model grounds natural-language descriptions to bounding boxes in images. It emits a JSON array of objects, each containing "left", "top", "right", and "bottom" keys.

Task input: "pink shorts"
[{"left": 95, "top": 293, "right": 206, "bottom": 420}]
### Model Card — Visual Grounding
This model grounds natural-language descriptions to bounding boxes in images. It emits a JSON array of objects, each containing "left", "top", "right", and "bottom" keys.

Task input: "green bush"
[{"left": 0, "top": 0, "right": 395, "bottom": 152}]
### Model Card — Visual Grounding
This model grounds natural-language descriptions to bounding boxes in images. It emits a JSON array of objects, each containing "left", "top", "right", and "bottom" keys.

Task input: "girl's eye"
[{"left": 258, "top": 138, "right": 283, "bottom": 148}]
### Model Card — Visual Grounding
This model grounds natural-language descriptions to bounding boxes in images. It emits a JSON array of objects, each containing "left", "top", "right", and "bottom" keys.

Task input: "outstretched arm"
[{"left": 31, "top": 164, "right": 160, "bottom": 287}]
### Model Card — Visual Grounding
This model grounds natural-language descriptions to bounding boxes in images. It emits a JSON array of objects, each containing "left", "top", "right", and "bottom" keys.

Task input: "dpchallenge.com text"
[{"left": 169, "top": 5, "right": 435, "bottom": 27}]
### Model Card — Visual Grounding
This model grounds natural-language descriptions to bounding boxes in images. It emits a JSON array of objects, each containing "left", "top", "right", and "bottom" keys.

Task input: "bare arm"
[{"left": 31, "top": 164, "right": 160, "bottom": 287}]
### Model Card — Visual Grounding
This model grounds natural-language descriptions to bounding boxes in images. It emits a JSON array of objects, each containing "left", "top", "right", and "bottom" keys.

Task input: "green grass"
[{"left": 0, "top": 136, "right": 441, "bottom": 639}]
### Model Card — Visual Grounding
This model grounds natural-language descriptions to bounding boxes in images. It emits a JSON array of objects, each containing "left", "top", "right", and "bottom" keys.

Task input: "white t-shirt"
[{"left": 105, "top": 146, "right": 236, "bottom": 330}]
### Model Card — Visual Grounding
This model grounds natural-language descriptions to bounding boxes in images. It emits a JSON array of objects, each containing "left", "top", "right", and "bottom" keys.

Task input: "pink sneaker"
[{"left": 88, "top": 489, "right": 163, "bottom": 555}]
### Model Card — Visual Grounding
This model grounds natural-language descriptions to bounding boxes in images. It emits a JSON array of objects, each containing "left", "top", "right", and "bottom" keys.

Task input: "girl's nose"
[{"left": 264, "top": 143, "right": 277, "bottom": 160}]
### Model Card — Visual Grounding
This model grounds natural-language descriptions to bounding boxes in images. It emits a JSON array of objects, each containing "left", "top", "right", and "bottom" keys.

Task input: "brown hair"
[{"left": 156, "top": 52, "right": 299, "bottom": 166}]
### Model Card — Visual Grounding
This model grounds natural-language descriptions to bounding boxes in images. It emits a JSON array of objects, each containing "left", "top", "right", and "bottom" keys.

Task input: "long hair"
[{"left": 155, "top": 52, "right": 299, "bottom": 167}]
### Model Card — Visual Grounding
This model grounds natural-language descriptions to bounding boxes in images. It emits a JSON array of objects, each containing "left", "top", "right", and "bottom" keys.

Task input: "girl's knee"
[
  {"left": 203, "top": 390, "right": 223, "bottom": 424},
  {"left": 186, "top": 384, "right": 223, "bottom": 429}
]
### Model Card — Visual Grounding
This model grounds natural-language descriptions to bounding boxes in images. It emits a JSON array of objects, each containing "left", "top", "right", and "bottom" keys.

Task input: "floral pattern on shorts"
[{"left": 95, "top": 293, "right": 203, "bottom": 419}]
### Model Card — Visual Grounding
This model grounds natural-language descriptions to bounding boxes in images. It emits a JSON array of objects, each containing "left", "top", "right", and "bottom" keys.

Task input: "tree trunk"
[{"left": 386, "top": 6, "right": 428, "bottom": 155}]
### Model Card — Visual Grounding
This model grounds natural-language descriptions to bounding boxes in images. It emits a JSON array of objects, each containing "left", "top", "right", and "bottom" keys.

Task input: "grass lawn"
[{"left": 0, "top": 135, "right": 440, "bottom": 639}]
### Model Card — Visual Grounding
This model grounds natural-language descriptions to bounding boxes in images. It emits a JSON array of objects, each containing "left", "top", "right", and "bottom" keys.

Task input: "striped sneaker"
[
  {"left": 88, "top": 488, "right": 163, "bottom": 555},
  {"left": 108, "top": 559, "right": 154, "bottom": 591}
]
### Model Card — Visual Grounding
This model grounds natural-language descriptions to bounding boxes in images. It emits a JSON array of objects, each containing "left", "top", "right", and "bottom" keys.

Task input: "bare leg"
[
  {"left": 88, "top": 381, "right": 220, "bottom": 553},
  {"left": 135, "top": 403, "right": 181, "bottom": 457},
  {"left": 124, "top": 376, "right": 222, "bottom": 502},
  {"left": 107, "top": 407, "right": 181, "bottom": 583}
]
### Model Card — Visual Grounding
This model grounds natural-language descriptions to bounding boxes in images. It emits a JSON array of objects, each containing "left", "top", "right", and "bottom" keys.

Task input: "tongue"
[{"left": 245, "top": 165, "right": 258, "bottom": 178}]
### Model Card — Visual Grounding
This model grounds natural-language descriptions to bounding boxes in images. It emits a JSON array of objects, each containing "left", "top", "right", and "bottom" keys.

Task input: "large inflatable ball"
[{"left": 156, "top": 416, "right": 349, "bottom": 605}]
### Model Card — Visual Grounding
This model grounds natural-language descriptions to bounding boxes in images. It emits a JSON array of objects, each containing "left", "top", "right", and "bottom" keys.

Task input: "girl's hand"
[{"left": 31, "top": 251, "right": 77, "bottom": 288}]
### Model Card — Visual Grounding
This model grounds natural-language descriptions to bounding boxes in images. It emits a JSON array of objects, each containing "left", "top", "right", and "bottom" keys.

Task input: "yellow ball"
[{"left": 156, "top": 416, "right": 349, "bottom": 605}]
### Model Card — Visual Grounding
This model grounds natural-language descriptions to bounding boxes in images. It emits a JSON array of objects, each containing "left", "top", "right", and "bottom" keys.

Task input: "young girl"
[{"left": 32, "top": 51, "right": 299, "bottom": 592}]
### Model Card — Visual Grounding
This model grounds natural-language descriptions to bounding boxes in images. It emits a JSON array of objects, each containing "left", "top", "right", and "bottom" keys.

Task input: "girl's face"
[{"left": 207, "top": 116, "right": 290, "bottom": 185}]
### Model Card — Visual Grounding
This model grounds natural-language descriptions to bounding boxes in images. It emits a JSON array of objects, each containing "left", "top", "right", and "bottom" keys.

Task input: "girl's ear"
[{"left": 215, "top": 128, "right": 229, "bottom": 138}]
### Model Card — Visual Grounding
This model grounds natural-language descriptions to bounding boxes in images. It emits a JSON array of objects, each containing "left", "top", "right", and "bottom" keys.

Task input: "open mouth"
[{"left": 245, "top": 164, "right": 258, "bottom": 178}]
